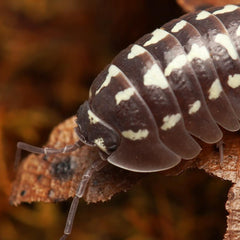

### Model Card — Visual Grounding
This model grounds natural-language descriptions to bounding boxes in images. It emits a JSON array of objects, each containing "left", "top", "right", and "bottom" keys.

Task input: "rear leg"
[{"left": 216, "top": 140, "right": 224, "bottom": 166}]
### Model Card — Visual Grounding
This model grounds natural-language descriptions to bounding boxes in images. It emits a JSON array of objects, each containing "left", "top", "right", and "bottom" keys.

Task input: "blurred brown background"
[{"left": 0, "top": 0, "right": 232, "bottom": 239}]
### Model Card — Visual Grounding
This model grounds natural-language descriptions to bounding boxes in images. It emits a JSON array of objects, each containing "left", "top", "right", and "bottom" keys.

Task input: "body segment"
[{"left": 77, "top": 4, "right": 240, "bottom": 173}]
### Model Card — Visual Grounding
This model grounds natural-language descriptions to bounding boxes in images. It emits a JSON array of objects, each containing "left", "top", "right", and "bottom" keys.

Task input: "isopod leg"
[
  {"left": 216, "top": 140, "right": 224, "bottom": 165},
  {"left": 59, "top": 159, "right": 107, "bottom": 240},
  {"left": 15, "top": 140, "right": 83, "bottom": 167}
]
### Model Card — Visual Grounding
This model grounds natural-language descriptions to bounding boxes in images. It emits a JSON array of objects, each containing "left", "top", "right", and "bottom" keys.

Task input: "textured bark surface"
[
  {"left": 225, "top": 183, "right": 240, "bottom": 240},
  {"left": 193, "top": 131, "right": 240, "bottom": 240},
  {"left": 10, "top": 116, "right": 240, "bottom": 239},
  {"left": 10, "top": 117, "right": 144, "bottom": 204}
]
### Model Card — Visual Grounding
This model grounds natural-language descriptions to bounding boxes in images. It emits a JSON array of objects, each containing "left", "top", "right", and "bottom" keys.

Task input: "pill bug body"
[
  {"left": 16, "top": 5, "right": 240, "bottom": 239},
  {"left": 76, "top": 4, "right": 240, "bottom": 172}
]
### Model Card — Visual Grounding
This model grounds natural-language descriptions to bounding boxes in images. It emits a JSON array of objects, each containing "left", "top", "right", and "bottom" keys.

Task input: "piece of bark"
[
  {"left": 10, "top": 117, "right": 144, "bottom": 205},
  {"left": 195, "top": 130, "right": 240, "bottom": 240},
  {"left": 224, "top": 182, "right": 240, "bottom": 240},
  {"left": 10, "top": 116, "right": 240, "bottom": 239},
  {"left": 177, "top": 0, "right": 240, "bottom": 12}
]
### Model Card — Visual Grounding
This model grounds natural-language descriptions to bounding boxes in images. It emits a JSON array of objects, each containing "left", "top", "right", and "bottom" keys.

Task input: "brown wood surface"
[{"left": 10, "top": 116, "right": 240, "bottom": 239}]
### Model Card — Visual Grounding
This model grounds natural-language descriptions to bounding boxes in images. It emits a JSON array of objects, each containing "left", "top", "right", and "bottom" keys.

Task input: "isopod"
[{"left": 16, "top": 4, "right": 240, "bottom": 239}]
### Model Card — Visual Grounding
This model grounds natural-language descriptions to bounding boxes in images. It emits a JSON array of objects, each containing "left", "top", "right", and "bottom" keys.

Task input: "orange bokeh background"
[{"left": 0, "top": 0, "right": 231, "bottom": 239}]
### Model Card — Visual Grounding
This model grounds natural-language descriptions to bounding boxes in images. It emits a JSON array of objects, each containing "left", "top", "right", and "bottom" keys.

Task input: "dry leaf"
[
  {"left": 10, "top": 116, "right": 240, "bottom": 239},
  {"left": 10, "top": 117, "right": 144, "bottom": 205}
]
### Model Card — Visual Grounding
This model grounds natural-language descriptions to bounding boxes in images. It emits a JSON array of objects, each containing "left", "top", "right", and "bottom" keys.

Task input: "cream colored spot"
[
  {"left": 94, "top": 138, "right": 107, "bottom": 152},
  {"left": 96, "top": 65, "right": 120, "bottom": 94},
  {"left": 144, "top": 63, "right": 169, "bottom": 89},
  {"left": 196, "top": 11, "right": 211, "bottom": 20},
  {"left": 144, "top": 29, "right": 168, "bottom": 46},
  {"left": 227, "top": 74, "right": 240, "bottom": 88},
  {"left": 115, "top": 88, "right": 135, "bottom": 105},
  {"left": 213, "top": 5, "right": 238, "bottom": 15},
  {"left": 88, "top": 110, "right": 100, "bottom": 124},
  {"left": 161, "top": 114, "right": 181, "bottom": 131},
  {"left": 121, "top": 129, "right": 149, "bottom": 140},
  {"left": 208, "top": 79, "right": 223, "bottom": 100},
  {"left": 236, "top": 25, "right": 240, "bottom": 37},
  {"left": 171, "top": 20, "right": 187, "bottom": 33},
  {"left": 215, "top": 34, "right": 238, "bottom": 60},
  {"left": 188, "top": 100, "right": 201, "bottom": 115},
  {"left": 187, "top": 44, "right": 210, "bottom": 62},
  {"left": 128, "top": 45, "right": 146, "bottom": 59},
  {"left": 89, "top": 88, "right": 92, "bottom": 98},
  {"left": 164, "top": 55, "right": 187, "bottom": 77}
]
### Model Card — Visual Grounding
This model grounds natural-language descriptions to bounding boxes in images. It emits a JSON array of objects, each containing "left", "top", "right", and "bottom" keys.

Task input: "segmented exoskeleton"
[
  {"left": 78, "top": 4, "right": 240, "bottom": 172},
  {"left": 16, "top": 4, "right": 240, "bottom": 239}
]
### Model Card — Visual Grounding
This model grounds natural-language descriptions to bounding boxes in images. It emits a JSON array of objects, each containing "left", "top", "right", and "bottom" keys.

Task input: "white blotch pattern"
[
  {"left": 187, "top": 44, "right": 210, "bottom": 62},
  {"left": 96, "top": 65, "right": 120, "bottom": 94},
  {"left": 236, "top": 26, "right": 240, "bottom": 37},
  {"left": 144, "top": 29, "right": 168, "bottom": 46},
  {"left": 208, "top": 79, "right": 223, "bottom": 100},
  {"left": 161, "top": 114, "right": 181, "bottom": 131},
  {"left": 215, "top": 34, "right": 238, "bottom": 60},
  {"left": 89, "top": 88, "right": 92, "bottom": 98},
  {"left": 164, "top": 55, "right": 187, "bottom": 77},
  {"left": 188, "top": 100, "right": 201, "bottom": 115},
  {"left": 128, "top": 45, "right": 146, "bottom": 59},
  {"left": 227, "top": 74, "right": 240, "bottom": 88},
  {"left": 196, "top": 11, "right": 211, "bottom": 20},
  {"left": 171, "top": 20, "right": 187, "bottom": 33},
  {"left": 88, "top": 110, "right": 100, "bottom": 124},
  {"left": 121, "top": 129, "right": 149, "bottom": 140},
  {"left": 213, "top": 5, "right": 238, "bottom": 15},
  {"left": 115, "top": 88, "right": 135, "bottom": 105},
  {"left": 94, "top": 138, "right": 107, "bottom": 152},
  {"left": 143, "top": 63, "right": 169, "bottom": 89}
]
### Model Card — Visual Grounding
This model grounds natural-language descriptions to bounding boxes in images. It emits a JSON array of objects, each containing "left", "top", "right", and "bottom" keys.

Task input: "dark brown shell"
[{"left": 76, "top": 4, "right": 240, "bottom": 173}]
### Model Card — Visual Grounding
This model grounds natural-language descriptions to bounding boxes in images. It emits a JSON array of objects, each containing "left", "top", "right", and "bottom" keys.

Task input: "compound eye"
[
  {"left": 107, "top": 144, "right": 118, "bottom": 153},
  {"left": 76, "top": 101, "right": 121, "bottom": 152}
]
